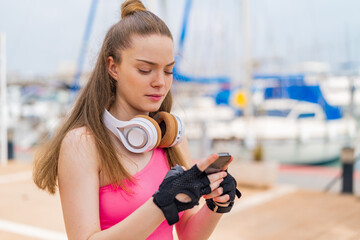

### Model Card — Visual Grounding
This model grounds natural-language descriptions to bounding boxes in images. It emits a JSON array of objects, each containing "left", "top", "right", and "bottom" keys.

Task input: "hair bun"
[{"left": 121, "top": 0, "right": 146, "bottom": 19}]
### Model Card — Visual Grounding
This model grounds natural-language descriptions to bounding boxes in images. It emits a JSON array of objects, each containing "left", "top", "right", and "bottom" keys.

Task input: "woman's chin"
[
  {"left": 139, "top": 105, "right": 161, "bottom": 114},
  {"left": 149, "top": 107, "right": 161, "bottom": 113},
  {"left": 148, "top": 103, "right": 164, "bottom": 112}
]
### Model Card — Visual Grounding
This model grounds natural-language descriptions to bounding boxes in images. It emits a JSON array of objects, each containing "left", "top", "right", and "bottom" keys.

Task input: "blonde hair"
[{"left": 33, "top": 0, "right": 188, "bottom": 194}]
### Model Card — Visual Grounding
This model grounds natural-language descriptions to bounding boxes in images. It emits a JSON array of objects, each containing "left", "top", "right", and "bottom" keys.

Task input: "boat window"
[
  {"left": 297, "top": 113, "right": 316, "bottom": 119},
  {"left": 264, "top": 109, "right": 291, "bottom": 117}
]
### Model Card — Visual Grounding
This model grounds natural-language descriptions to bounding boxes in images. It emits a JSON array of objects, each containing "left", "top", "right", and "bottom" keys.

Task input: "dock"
[
  {"left": 211, "top": 186, "right": 360, "bottom": 240},
  {"left": 0, "top": 160, "right": 359, "bottom": 240}
]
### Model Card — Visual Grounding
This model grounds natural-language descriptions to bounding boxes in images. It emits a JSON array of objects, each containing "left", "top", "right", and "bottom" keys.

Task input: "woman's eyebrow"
[
  {"left": 135, "top": 59, "right": 175, "bottom": 66},
  {"left": 166, "top": 60, "right": 176, "bottom": 66}
]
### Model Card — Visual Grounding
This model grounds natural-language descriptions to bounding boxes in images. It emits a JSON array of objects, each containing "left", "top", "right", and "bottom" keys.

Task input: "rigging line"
[
  {"left": 71, "top": 0, "right": 99, "bottom": 91},
  {"left": 323, "top": 172, "right": 342, "bottom": 192},
  {"left": 178, "top": 0, "right": 193, "bottom": 58},
  {"left": 205, "top": 0, "right": 217, "bottom": 75}
]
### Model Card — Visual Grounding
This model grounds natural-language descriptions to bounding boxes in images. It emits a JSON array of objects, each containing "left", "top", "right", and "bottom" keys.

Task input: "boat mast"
[
  {"left": 242, "top": 0, "right": 253, "bottom": 117},
  {"left": 158, "top": 0, "right": 168, "bottom": 23},
  {"left": 0, "top": 33, "right": 8, "bottom": 166},
  {"left": 71, "top": 0, "right": 98, "bottom": 91}
]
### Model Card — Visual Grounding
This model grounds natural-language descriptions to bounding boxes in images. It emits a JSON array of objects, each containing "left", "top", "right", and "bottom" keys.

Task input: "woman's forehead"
[{"left": 123, "top": 34, "right": 174, "bottom": 64}]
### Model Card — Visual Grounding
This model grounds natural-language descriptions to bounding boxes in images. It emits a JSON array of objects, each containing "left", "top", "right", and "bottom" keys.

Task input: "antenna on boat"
[{"left": 0, "top": 33, "right": 8, "bottom": 166}]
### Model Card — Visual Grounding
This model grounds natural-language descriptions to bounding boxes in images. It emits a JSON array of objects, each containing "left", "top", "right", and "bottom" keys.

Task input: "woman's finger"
[
  {"left": 207, "top": 171, "right": 227, "bottom": 184},
  {"left": 203, "top": 187, "right": 223, "bottom": 199},
  {"left": 213, "top": 194, "right": 230, "bottom": 203},
  {"left": 196, "top": 153, "right": 219, "bottom": 172},
  {"left": 209, "top": 178, "right": 223, "bottom": 192}
]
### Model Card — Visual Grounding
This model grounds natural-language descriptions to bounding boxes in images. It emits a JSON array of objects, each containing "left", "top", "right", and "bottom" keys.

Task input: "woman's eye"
[
  {"left": 164, "top": 70, "right": 173, "bottom": 75},
  {"left": 138, "top": 69, "right": 151, "bottom": 74}
]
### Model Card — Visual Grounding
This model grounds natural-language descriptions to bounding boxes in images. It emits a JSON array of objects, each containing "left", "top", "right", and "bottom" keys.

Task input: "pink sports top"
[{"left": 99, "top": 148, "right": 178, "bottom": 239}]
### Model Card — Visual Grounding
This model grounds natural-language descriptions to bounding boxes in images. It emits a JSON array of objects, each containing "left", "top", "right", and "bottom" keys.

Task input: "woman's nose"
[{"left": 151, "top": 72, "right": 166, "bottom": 87}]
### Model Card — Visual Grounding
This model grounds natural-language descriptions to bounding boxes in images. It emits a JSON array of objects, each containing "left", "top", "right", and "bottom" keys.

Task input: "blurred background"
[
  {"left": 1, "top": 0, "right": 360, "bottom": 239},
  {"left": 1, "top": 0, "right": 360, "bottom": 166}
]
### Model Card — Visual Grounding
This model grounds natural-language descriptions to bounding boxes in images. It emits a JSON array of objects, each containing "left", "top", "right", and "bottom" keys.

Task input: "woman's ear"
[{"left": 107, "top": 56, "right": 119, "bottom": 80}]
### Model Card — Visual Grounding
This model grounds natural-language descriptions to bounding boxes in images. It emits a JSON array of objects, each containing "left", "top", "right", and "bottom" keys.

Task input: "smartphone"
[{"left": 205, "top": 152, "right": 232, "bottom": 174}]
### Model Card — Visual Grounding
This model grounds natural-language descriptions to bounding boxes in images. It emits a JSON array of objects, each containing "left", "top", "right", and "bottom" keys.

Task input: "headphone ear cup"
[
  {"left": 134, "top": 115, "right": 162, "bottom": 149},
  {"left": 153, "top": 112, "right": 178, "bottom": 148}
]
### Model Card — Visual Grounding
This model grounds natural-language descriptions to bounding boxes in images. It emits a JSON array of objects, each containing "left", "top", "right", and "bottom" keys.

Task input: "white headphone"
[{"left": 103, "top": 109, "right": 185, "bottom": 153}]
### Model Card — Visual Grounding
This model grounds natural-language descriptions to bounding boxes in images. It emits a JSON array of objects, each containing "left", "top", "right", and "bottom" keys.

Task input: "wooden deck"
[{"left": 0, "top": 160, "right": 359, "bottom": 240}]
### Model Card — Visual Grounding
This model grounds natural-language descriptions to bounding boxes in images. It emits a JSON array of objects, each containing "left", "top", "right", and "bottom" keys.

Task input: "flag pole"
[{"left": 0, "top": 33, "right": 8, "bottom": 166}]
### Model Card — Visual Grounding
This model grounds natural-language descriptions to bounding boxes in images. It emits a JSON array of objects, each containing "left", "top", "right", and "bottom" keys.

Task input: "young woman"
[{"left": 33, "top": 0, "right": 240, "bottom": 239}]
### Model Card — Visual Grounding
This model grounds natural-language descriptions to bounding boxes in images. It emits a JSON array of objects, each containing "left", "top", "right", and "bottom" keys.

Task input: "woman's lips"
[{"left": 146, "top": 94, "right": 163, "bottom": 101}]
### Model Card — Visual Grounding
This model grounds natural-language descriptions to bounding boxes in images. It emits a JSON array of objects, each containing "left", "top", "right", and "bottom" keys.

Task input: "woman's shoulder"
[
  {"left": 62, "top": 126, "right": 95, "bottom": 147},
  {"left": 58, "top": 126, "right": 101, "bottom": 195},
  {"left": 60, "top": 126, "right": 100, "bottom": 167}
]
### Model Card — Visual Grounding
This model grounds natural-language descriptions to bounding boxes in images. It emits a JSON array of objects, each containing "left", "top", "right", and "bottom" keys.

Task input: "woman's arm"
[
  {"left": 174, "top": 138, "right": 229, "bottom": 240},
  {"left": 58, "top": 127, "right": 165, "bottom": 240},
  {"left": 176, "top": 205, "right": 223, "bottom": 240},
  {"left": 91, "top": 198, "right": 165, "bottom": 240}
]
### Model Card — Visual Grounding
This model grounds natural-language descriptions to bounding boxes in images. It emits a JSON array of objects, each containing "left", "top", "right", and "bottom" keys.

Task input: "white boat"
[
  {"left": 174, "top": 96, "right": 357, "bottom": 165},
  {"left": 320, "top": 75, "right": 360, "bottom": 109}
]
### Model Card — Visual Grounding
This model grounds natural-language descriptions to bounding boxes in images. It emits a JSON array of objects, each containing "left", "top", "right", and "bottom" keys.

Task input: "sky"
[{"left": 0, "top": 0, "right": 360, "bottom": 81}]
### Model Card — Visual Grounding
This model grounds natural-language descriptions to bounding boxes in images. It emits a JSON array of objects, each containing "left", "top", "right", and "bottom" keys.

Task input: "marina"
[
  {"left": 1, "top": 0, "right": 360, "bottom": 239},
  {"left": 2, "top": 0, "right": 360, "bottom": 168}
]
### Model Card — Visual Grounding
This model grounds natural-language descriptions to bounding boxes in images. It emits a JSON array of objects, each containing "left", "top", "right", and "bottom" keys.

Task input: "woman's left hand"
[
  {"left": 202, "top": 154, "right": 232, "bottom": 203},
  {"left": 204, "top": 170, "right": 241, "bottom": 206},
  {"left": 203, "top": 171, "right": 229, "bottom": 203}
]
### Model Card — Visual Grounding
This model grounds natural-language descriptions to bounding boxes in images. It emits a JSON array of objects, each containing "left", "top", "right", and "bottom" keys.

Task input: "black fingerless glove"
[
  {"left": 206, "top": 171, "right": 241, "bottom": 213},
  {"left": 153, "top": 165, "right": 211, "bottom": 225}
]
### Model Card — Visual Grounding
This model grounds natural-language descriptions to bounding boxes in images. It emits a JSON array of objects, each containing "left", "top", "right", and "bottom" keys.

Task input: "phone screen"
[{"left": 205, "top": 153, "right": 232, "bottom": 174}]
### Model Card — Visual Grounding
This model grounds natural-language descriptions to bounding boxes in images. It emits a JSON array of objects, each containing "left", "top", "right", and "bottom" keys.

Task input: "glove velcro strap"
[
  {"left": 153, "top": 197, "right": 179, "bottom": 225},
  {"left": 206, "top": 199, "right": 234, "bottom": 213},
  {"left": 236, "top": 188, "right": 242, "bottom": 198}
]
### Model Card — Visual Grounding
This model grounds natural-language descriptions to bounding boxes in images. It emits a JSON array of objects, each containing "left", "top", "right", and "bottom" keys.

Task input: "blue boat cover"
[
  {"left": 259, "top": 74, "right": 342, "bottom": 120},
  {"left": 214, "top": 74, "right": 342, "bottom": 120}
]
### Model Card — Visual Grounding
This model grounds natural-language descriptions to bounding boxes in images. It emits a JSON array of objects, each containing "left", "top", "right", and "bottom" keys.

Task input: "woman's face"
[{"left": 110, "top": 34, "right": 174, "bottom": 117}]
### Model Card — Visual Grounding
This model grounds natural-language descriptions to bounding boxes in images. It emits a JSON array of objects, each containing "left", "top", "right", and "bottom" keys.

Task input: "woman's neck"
[{"left": 109, "top": 101, "right": 148, "bottom": 121}]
